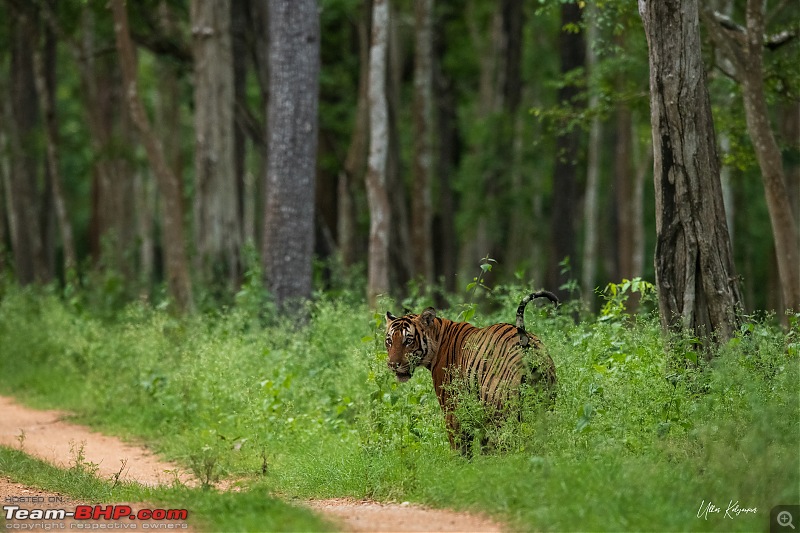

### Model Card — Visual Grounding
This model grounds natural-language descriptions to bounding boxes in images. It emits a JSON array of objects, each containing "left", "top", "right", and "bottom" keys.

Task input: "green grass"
[
  {"left": 0, "top": 283, "right": 798, "bottom": 531},
  {"left": 0, "top": 446, "right": 333, "bottom": 531}
]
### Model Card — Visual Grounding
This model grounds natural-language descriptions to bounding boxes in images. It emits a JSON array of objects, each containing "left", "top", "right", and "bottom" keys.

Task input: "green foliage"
[
  {"left": 457, "top": 254, "right": 496, "bottom": 322},
  {"left": 0, "top": 285, "right": 797, "bottom": 531},
  {"left": 597, "top": 277, "right": 655, "bottom": 319}
]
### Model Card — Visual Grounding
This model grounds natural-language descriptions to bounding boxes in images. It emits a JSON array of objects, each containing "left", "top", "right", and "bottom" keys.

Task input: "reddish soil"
[{"left": 0, "top": 395, "right": 503, "bottom": 532}]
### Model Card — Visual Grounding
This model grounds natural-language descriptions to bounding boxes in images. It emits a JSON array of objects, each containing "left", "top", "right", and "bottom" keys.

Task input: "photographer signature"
[{"left": 697, "top": 499, "right": 758, "bottom": 520}]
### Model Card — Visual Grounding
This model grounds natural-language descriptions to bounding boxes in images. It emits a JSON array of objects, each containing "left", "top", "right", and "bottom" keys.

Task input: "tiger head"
[{"left": 384, "top": 307, "right": 438, "bottom": 382}]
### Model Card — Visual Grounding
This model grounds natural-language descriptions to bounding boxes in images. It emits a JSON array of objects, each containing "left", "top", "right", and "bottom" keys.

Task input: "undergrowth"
[{"left": 0, "top": 281, "right": 797, "bottom": 532}]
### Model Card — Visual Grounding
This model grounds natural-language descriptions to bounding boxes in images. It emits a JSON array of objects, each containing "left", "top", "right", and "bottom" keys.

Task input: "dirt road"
[{"left": 0, "top": 395, "right": 502, "bottom": 532}]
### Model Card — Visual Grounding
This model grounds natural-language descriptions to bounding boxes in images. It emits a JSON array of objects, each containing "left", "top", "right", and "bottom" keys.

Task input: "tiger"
[{"left": 384, "top": 290, "right": 558, "bottom": 454}]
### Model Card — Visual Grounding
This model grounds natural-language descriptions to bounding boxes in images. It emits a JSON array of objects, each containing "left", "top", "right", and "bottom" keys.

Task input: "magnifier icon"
[{"left": 778, "top": 511, "right": 796, "bottom": 529}]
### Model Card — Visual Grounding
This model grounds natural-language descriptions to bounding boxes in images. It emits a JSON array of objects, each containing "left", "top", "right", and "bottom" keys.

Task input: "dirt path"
[{"left": 0, "top": 395, "right": 503, "bottom": 532}]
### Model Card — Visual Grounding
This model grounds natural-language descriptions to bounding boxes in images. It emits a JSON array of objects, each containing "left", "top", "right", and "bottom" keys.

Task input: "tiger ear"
[
  {"left": 386, "top": 311, "right": 398, "bottom": 323},
  {"left": 420, "top": 307, "right": 437, "bottom": 327}
]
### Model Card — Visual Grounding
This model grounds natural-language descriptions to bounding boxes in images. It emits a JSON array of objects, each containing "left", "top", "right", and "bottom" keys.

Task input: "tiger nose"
[{"left": 387, "top": 361, "right": 400, "bottom": 370}]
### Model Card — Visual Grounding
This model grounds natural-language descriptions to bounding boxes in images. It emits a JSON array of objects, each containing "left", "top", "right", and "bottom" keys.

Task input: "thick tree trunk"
[
  {"left": 111, "top": 0, "right": 194, "bottom": 313},
  {"left": 639, "top": 0, "right": 743, "bottom": 345},
  {"left": 366, "top": 0, "right": 391, "bottom": 307},
  {"left": 191, "top": 0, "right": 241, "bottom": 288},
  {"left": 262, "top": 0, "right": 320, "bottom": 310}
]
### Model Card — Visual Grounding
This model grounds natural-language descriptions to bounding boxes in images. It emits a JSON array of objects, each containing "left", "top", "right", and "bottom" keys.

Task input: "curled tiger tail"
[{"left": 515, "top": 290, "right": 560, "bottom": 346}]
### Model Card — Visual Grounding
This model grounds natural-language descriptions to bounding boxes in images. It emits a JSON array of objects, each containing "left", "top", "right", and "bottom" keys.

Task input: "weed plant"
[{"left": 0, "top": 280, "right": 797, "bottom": 532}]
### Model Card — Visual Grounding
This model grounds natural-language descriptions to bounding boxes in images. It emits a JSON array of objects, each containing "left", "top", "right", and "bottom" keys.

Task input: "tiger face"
[{"left": 384, "top": 308, "right": 437, "bottom": 382}]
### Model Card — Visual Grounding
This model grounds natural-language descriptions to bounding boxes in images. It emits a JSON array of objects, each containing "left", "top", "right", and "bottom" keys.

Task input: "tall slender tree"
[
  {"left": 262, "top": 0, "right": 320, "bottom": 310},
  {"left": 366, "top": 0, "right": 391, "bottom": 307},
  {"left": 191, "top": 0, "right": 241, "bottom": 288},
  {"left": 702, "top": 1, "right": 800, "bottom": 313},
  {"left": 111, "top": 0, "right": 193, "bottom": 313},
  {"left": 581, "top": 4, "right": 602, "bottom": 303},
  {"left": 639, "top": 0, "right": 743, "bottom": 344},
  {"left": 7, "top": 3, "right": 48, "bottom": 284},
  {"left": 32, "top": 26, "right": 76, "bottom": 276},
  {"left": 411, "top": 0, "right": 435, "bottom": 285}
]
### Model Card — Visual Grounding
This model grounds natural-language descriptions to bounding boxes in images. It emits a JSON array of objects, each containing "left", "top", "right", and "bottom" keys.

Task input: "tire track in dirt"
[{"left": 0, "top": 395, "right": 503, "bottom": 532}]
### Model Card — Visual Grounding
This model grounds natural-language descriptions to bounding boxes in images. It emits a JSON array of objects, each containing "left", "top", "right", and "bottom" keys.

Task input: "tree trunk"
[
  {"left": 780, "top": 100, "right": 799, "bottom": 242},
  {"left": 738, "top": 0, "right": 800, "bottom": 312},
  {"left": 432, "top": 6, "right": 460, "bottom": 294},
  {"left": 0, "top": 90, "right": 11, "bottom": 275},
  {"left": 366, "top": 0, "right": 391, "bottom": 307},
  {"left": 262, "top": 0, "right": 320, "bottom": 310},
  {"left": 8, "top": 6, "right": 47, "bottom": 285},
  {"left": 547, "top": 2, "right": 585, "bottom": 299},
  {"left": 639, "top": 0, "right": 743, "bottom": 345},
  {"left": 411, "top": 0, "right": 435, "bottom": 285},
  {"left": 581, "top": 5, "right": 601, "bottom": 302},
  {"left": 386, "top": 7, "right": 412, "bottom": 292},
  {"left": 702, "top": 0, "right": 800, "bottom": 314},
  {"left": 110, "top": 0, "right": 194, "bottom": 313},
  {"left": 614, "top": 102, "right": 634, "bottom": 281},
  {"left": 32, "top": 30, "right": 77, "bottom": 277},
  {"left": 73, "top": 6, "right": 136, "bottom": 285},
  {"left": 191, "top": 0, "right": 241, "bottom": 289},
  {"left": 339, "top": 0, "right": 371, "bottom": 268}
]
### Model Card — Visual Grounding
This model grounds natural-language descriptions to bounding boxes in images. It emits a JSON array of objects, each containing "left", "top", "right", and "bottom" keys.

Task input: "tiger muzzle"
[{"left": 387, "top": 361, "right": 412, "bottom": 382}]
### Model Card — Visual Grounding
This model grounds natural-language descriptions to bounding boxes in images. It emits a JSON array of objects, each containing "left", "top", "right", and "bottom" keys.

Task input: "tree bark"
[
  {"left": 339, "top": 0, "right": 371, "bottom": 269},
  {"left": 582, "top": 5, "right": 601, "bottom": 302},
  {"left": 738, "top": 0, "right": 800, "bottom": 312},
  {"left": 614, "top": 102, "right": 634, "bottom": 281},
  {"left": 110, "top": 0, "right": 194, "bottom": 313},
  {"left": 32, "top": 31, "right": 77, "bottom": 277},
  {"left": 703, "top": 0, "right": 800, "bottom": 313},
  {"left": 411, "top": 0, "right": 435, "bottom": 285},
  {"left": 366, "top": 0, "right": 391, "bottom": 307},
  {"left": 639, "top": 0, "right": 743, "bottom": 345},
  {"left": 7, "top": 6, "right": 47, "bottom": 285},
  {"left": 386, "top": 7, "right": 412, "bottom": 292},
  {"left": 191, "top": 0, "right": 241, "bottom": 289},
  {"left": 432, "top": 6, "right": 460, "bottom": 294},
  {"left": 262, "top": 0, "right": 320, "bottom": 310}
]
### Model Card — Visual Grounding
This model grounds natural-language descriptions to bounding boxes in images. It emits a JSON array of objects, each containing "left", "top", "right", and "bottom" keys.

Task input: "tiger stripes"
[{"left": 384, "top": 290, "right": 558, "bottom": 453}]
